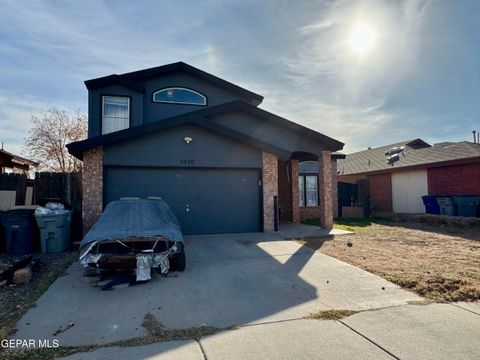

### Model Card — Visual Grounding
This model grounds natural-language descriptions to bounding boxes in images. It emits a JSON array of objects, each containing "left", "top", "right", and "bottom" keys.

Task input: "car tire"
[{"left": 173, "top": 251, "right": 186, "bottom": 272}]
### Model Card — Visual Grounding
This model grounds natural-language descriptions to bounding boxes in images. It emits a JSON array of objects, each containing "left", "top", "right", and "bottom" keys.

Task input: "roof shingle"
[{"left": 338, "top": 139, "right": 480, "bottom": 175}]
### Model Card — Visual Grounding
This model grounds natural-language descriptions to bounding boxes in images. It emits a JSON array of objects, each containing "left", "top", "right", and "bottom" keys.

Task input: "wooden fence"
[
  {"left": 0, "top": 173, "right": 31, "bottom": 206},
  {"left": 0, "top": 172, "right": 83, "bottom": 241}
]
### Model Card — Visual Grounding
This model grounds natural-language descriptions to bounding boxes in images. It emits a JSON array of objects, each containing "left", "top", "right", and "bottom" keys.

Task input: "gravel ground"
[{"left": 301, "top": 222, "right": 480, "bottom": 302}]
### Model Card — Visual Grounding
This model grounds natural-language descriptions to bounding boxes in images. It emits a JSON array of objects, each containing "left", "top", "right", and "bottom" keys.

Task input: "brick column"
[
  {"left": 82, "top": 147, "right": 104, "bottom": 234},
  {"left": 262, "top": 152, "right": 278, "bottom": 231},
  {"left": 331, "top": 159, "right": 338, "bottom": 219},
  {"left": 318, "top": 151, "right": 333, "bottom": 228},
  {"left": 290, "top": 160, "right": 300, "bottom": 223}
]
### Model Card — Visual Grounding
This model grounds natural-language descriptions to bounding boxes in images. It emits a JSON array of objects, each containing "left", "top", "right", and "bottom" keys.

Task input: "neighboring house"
[
  {"left": 67, "top": 62, "right": 344, "bottom": 235},
  {"left": 0, "top": 148, "right": 38, "bottom": 175},
  {"left": 337, "top": 139, "right": 480, "bottom": 214}
]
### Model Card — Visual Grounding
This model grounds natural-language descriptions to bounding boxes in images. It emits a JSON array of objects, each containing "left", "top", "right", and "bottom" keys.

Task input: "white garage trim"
[{"left": 392, "top": 169, "right": 428, "bottom": 213}]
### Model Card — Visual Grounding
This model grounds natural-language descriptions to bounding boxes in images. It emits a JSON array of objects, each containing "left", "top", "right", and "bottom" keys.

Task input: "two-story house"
[{"left": 67, "top": 62, "right": 344, "bottom": 235}]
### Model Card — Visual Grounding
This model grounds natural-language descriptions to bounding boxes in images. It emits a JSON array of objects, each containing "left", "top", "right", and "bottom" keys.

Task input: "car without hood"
[{"left": 79, "top": 198, "right": 185, "bottom": 281}]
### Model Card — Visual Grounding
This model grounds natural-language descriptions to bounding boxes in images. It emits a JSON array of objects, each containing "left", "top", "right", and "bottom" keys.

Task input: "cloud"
[
  {"left": 0, "top": 0, "right": 478, "bottom": 156},
  {"left": 0, "top": 91, "right": 83, "bottom": 155}
]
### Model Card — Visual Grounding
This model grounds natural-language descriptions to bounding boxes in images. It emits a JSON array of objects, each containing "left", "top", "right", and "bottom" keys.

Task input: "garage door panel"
[
  {"left": 105, "top": 168, "right": 261, "bottom": 235},
  {"left": 392, "top": 170, "right": 428, "bottom": 213}
]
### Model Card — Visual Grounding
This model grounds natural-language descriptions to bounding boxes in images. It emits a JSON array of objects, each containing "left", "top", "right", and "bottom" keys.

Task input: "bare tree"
[{"left": 23, "top": 108, "right": 87, "bottom": 172}]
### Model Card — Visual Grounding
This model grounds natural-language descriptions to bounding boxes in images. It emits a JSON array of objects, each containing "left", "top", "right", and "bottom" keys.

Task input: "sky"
[{"left": 0, "top": 0, "right": 479, "bottom": 155}]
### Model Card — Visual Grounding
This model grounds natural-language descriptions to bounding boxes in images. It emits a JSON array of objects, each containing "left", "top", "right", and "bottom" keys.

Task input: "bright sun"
[{"left": 350, "top": 25, "right": 376, "bottom": 54}]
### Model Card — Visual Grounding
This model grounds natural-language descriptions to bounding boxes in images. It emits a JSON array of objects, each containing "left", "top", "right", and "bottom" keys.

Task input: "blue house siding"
[
  {"left": 103, "top": 123, "right": 262, "bottom": 168},
  {"left": 142, "top": 72, "right": 255, "bottom": 123},
  {"left": 210, "top": 111, "right": 331, "bottom": 156},
  {"left": 88, "top": 72, "right": 255, "bottom": 139},
  {"left": 88, "top": 85, "right": 143, "bottom": 138},
  {"left": 103, "top": 123, "right": 263, "bottom": 234}
]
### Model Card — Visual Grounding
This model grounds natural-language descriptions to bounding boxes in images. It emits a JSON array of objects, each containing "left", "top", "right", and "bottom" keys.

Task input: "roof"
[
  {"left": 84, "top": 61, "right": 264, "bottom": 104},
  {"left": 332, "top": 152, "right": 346, "bottom": 160},
  {"left": 0, "top": 149, "right": 38, "bottom": 167},
  {"left": 338, "top": 139, "right": 480, "bottom": 176},
  {"left": 67, "top": 100, "right": 344, "bottom": 160}
]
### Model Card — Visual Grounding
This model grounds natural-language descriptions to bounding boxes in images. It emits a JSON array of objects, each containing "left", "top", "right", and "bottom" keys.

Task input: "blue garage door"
[{"left": 105, "top": 167, "right": 262, "bottom": 235}]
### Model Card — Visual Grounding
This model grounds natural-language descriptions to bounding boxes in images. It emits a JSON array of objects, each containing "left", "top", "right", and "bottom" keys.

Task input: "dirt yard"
[
  {"left": 0, "top": 252, "right": 77, "bottom": 343},
  {"left": 300, "top": 220, "right": 480, "bottom": 302}
]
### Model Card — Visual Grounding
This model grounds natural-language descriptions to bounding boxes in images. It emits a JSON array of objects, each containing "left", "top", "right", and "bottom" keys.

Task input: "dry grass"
[
  {"left": 3, "top": 312, "right": 221, "bottom": 360},
  {"left": 142, "top": 313, "right": 219, "bottom": 341},
  {"left": 300, "top": 221, "right": 480, "bottom": 302},
  {"left": 303, "top": 217, "right": 376, "bottom": 232},
  {"left": 305, "top": 309, "right": 358, "bottom": 320}
]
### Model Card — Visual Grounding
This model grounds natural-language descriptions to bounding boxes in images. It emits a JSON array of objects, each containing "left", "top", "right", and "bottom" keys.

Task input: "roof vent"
[
  {"left": 387, "top": 154, "right": 400, "bottom": 166},
  {"left": 385, "top": 146, "right": 405, "bottom": 156},
  {"left": 385, "top": 146, "right": 405, "bottom": 166}
]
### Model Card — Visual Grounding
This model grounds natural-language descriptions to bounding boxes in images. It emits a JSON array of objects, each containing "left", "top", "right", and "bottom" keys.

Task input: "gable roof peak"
[{"left": 84, "top": 61, "right": 263, "bottom": 104}]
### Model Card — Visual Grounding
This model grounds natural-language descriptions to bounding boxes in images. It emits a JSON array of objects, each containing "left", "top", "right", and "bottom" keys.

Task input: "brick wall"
[
  {"left": 428, "top": 162, "right": 480, "bottom": 195},
  {"left": 291, "top": 160, "right": 300, "bottom": 223},
  {"left": 298, "top": 154, "right": 334, "bottom": 225},
  {"left": 82, "top": 147, "right": 104, "bottom": 234},
  {"left": 331, "top": 159, "right": 338, "bottom": 218},
  {"left": 278, "top": 159, "right": 300, "bottom": 223},
  {"left": 367, "top": 173, "right": 392, "bottom": 212},
  {"left": 318, "top": 151, "right": 333, "bottom": 228},
  {"left": 262, "top": 152, "right": 278, "bottom": 231},
  {"left": 300, "top": 206, "right": 321, "bottom": 221}
]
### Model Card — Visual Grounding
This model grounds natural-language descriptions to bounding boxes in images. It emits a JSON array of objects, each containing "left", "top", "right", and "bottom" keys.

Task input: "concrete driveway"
[{"left": 16, "top": 230, "right": 419, "bottom": 348}]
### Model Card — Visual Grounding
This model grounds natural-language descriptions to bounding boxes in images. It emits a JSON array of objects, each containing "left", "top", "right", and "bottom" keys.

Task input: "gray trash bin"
[
  {"left": 35, "top": 212, "right": 71, "bottom": 253},
  {"left": 436, "top": 197, "right": 455, "bottom": 216}
]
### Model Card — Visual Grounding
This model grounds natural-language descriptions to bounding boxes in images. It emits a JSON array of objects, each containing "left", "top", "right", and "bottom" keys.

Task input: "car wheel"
[{"left": 173, "top": 251, "right": 186, "bottom": 272}]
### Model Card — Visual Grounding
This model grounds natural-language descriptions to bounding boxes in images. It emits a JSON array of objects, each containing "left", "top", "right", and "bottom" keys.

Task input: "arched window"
[
  {"left": 298, "top": 161, "right": 319, "bottom": 174},
  {"left": 152, "top": 87, "right": 207, "bottom": 106},
  {"left": 298, "top": 161, "right": 319, "bottom": 207}
]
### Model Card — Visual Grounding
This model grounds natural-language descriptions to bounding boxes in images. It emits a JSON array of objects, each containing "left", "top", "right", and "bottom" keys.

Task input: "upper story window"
[
  {"left": 153, "top": 87, "right": 207, "bottom": 106},
  {"left": 102, "top": 96, "right": 130, "bottom": 135}
]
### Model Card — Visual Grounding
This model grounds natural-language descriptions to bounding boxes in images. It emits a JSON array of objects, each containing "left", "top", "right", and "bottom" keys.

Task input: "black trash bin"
[
  {"left": 452, "top": 195, "right": 480, "bottom": 217},
  {"left": 0, "top": 208, "right": 37, "bottom": 255}
]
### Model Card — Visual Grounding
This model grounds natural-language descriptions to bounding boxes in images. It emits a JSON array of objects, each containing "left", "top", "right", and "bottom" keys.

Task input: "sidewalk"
[{"left": 59, "top": 302, "right": 480, "bottom": 360}]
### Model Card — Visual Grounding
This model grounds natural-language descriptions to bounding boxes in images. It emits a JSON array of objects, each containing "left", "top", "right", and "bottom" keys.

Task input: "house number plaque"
[{"left": 180, "top": 160, "right": 195, "bottom": 165}]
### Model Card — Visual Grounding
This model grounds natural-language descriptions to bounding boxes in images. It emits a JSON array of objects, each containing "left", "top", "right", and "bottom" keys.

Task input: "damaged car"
[{"left": 79, "top": 198, "right": 185, "bottom": 281}]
